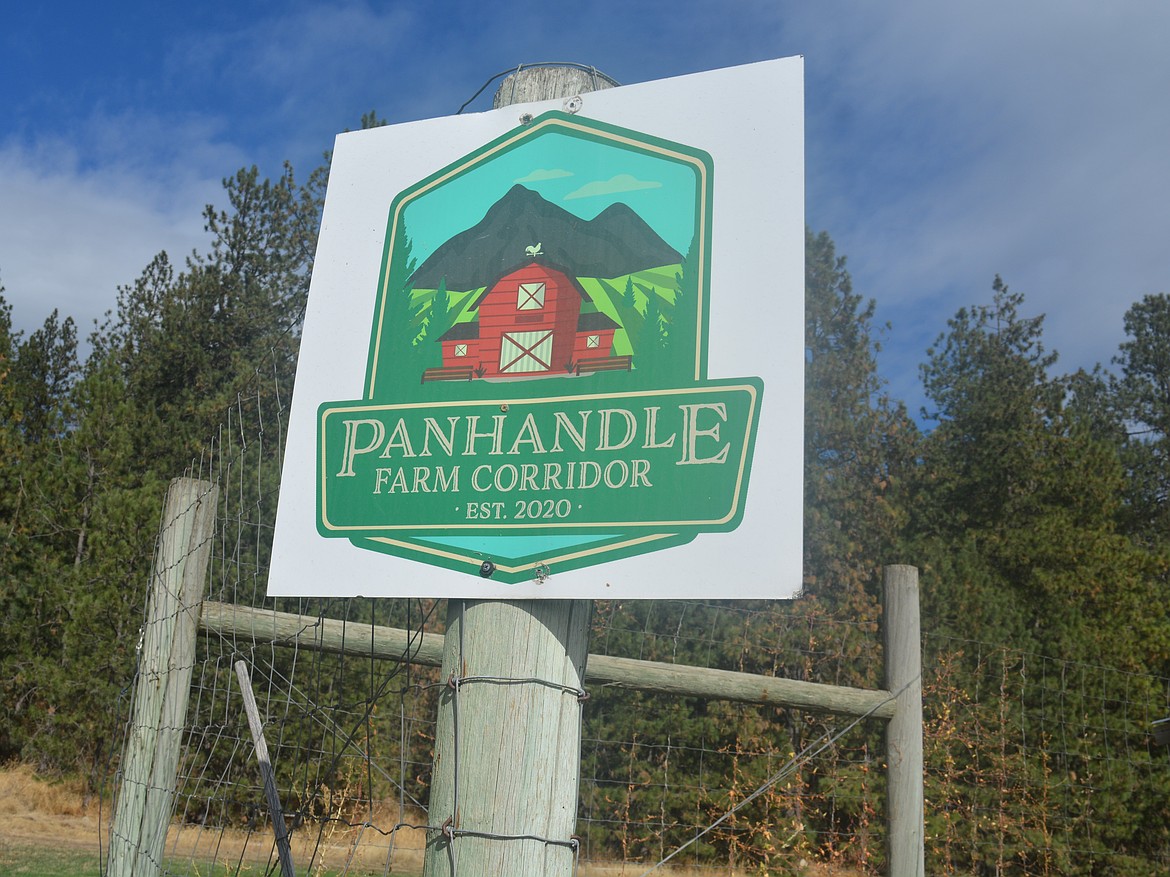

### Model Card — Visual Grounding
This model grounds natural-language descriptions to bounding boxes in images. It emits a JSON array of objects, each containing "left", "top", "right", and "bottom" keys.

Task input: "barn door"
[{"left": 499, "top": 330, "right": 554, "bottom": 374}]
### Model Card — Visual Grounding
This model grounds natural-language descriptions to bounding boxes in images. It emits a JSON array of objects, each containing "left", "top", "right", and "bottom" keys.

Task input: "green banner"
[{"left": 318, "top": 380, "right": 761, "bottom": 537}]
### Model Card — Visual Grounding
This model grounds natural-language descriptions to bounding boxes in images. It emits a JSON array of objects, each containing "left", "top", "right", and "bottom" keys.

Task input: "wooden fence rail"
[{"left": 199, "top": 600, "right": 897, "bottom": 719}]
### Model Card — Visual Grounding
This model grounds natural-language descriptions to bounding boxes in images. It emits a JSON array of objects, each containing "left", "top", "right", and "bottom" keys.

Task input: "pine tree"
[
  {"left": 909, "top": 278, "right": 1170, "bottom": 871},
  {"left": 622, "top": 275, "right": 637, "bottom": 310},
  {"left": 424, "top": 276, "right": 454, "bottom": 368},
  {"left": 803, "top": 229, "right": 916, "bottom": 606},
  {"left": 0, "top": 291, "right": 21, "bottom": 532},
  {"left": 1112, "top": 293, "right": 1170, "bottom": 543},
  {"left": 6, "top": 309, "right": 79, "bottom": 444},
  {"left": 636, "top": 288, "right": 668, "bottom": 380},
  {"left": 793, "top": 230, "right": 920, "bottom": 865},
  {"left": 667, "top": 237, "right": 701, "bottom": 379}
]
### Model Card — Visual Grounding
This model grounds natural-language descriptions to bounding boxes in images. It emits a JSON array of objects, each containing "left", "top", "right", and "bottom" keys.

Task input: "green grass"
[
  {"left": 0, "top": 839, "right": 422, "bottom": 877},
  {"left": 0, "top": 842, "right": 101, "bottom": 877}
]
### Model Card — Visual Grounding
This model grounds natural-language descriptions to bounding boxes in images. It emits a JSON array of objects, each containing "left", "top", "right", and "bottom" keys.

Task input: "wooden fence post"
[
  {"left": 884, "top": 564, "right": 925, "bottom": 876},
  {"left": 421, "top": 65, "right": 614, "bottom": 877},
  {"left": 108, "top": 477, "right": 218, "bottom": 877},
  {"left": 423, "top": 599, "right": 593, "bottom": 876}
]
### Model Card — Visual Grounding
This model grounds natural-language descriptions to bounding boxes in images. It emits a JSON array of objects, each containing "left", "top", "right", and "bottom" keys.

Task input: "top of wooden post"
[{"left": 492, "top": 64, "right": 618, "bottom": 109}]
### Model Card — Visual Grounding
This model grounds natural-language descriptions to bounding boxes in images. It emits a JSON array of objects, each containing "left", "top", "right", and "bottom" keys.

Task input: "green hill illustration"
[
  {"left": 407, "top": 184, "right": 682, "bottom": 290},
  {"left": 389, "top": 185, "right": 698, "bottom": 388}
]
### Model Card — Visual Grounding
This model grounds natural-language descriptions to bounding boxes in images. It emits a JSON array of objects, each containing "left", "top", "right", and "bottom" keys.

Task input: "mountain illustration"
[{"left": 407, "top": 184, "right": 683, "bottom": 291}]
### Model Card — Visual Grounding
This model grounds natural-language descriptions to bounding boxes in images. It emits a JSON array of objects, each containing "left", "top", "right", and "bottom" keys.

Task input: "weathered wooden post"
[
  {"left": 421, "top": 65, "right": 615, "bottom": 877},
  {"left": 108, "top": 477, "right": 218, "bottom": 877},
  {"left": 490, "top": 64, "right": 618, "bottom": 109},
  {"left": 884, "top": 564, "right": 925, "bottom": 875}
]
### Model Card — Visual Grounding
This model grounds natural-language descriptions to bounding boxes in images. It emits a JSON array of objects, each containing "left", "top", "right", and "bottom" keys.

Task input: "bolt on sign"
[{"left": 270, "top": 57, "right": 804, "bottom": 599}]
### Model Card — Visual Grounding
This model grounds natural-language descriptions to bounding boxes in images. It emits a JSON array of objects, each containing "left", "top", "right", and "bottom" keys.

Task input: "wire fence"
[{"left": 105, "top": 356, "right": 1170, "bottom": 876}]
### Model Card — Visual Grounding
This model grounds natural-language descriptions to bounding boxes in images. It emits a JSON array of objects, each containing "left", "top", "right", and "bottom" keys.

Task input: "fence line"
[
  {"left": 109, "top": 462, "right": 921, "bottom": 876},
  {"left": 101, "top": 355, "right": 1170, "bottom": 876},
  {"left": 111, "top": 551, "right": 1170, "bottom": 875}
]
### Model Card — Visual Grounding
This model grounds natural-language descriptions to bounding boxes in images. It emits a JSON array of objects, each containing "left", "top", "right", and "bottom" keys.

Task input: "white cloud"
[
  {"left": 0, "top": 134, "right": 220, "bottom": 343},
  {"left": 565, "top": 173, "right": 662, "bottom": 200},
  {"left": 516, "top": 168, "right": 574, "bottom": 183},
  {"left": 792, "top": 0, "right": 1170, "bottom": 406}
]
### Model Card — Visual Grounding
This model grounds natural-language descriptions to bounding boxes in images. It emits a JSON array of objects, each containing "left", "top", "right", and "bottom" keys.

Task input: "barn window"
[
  {"left": 517, "top": 282, "right": 546, "bottom": 311},
  {"left": 586, "top": 334, "right": 600, "bottom": 349},
  {"left": 454, "top": 344, "right": 468, "bottom": 357}
]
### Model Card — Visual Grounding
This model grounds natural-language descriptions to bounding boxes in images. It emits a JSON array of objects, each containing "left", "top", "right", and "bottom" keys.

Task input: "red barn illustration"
[{"left": 433, "top": 260, "right": 621, "bottom": 380}]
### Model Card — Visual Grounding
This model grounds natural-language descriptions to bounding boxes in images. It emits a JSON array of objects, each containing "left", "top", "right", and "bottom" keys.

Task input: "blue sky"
[{"left": 3, "top": 1, "right": 1169, "bottom": 417}]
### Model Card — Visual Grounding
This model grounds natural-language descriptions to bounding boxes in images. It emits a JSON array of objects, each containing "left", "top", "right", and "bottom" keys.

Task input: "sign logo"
[{"left": 317, "top": 111, "right": 763, "bottom": 583}]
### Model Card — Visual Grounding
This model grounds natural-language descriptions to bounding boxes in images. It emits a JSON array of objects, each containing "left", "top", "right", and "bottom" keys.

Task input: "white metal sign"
[{"left": 269, "top": 57, "right": 805, "bottom": 599}]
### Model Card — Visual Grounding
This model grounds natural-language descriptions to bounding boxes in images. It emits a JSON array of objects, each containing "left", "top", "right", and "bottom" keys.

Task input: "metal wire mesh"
[{"left": 105, "top": 357, "right": 1170, "bottom": 876}]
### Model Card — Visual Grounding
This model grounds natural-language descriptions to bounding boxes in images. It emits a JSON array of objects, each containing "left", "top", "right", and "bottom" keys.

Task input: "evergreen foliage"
[
  {"left": 0, "top": 158, "right": 325, "bottom": 775},
  {"left": 1113, "top": 293, "right": 1170, "bottom": 541},
  {"left": 803, "top": 229, "right": 917, "bottom": 609},
  {"left": 909, "top": 276, "right": 1170, "bottom": 873}
]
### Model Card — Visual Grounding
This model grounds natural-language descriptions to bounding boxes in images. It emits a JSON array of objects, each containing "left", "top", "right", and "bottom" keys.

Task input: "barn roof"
[
  {"left": 467, "top": 259, "right": 589, "bottom": 312},
  {"left": 436, "top": 321, "right": 480, "bottom": 342},
  {"left": 578, "top": 312, "right": 620, "bottom": 331}
]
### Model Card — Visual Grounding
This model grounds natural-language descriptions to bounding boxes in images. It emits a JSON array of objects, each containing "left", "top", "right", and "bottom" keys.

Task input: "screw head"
[{"left": 479, "top": 560, "right": 496, "bottom": 578}]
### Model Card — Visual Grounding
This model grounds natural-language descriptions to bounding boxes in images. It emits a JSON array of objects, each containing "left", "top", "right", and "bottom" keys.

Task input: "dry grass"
[
  {"left": 156, "top": 823, "right": 426, "bottom": 876},
  {"left": 0, "top": 762, "right": 429, "bottom": 872},
  {"left": 0, "top": 761, "right": 108, "bottom": 874},
  {"left": 577, "top": 863, "right": 866, "bottom": 877},
  {"left": 160, "top": 798, "right": 429, "bottom": 875},
  {"left": 0, "top": 762, "right": 94, "bottom": 818},
  {"left": 0, "top": 765, "right": 866, "bottom": 876}
]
